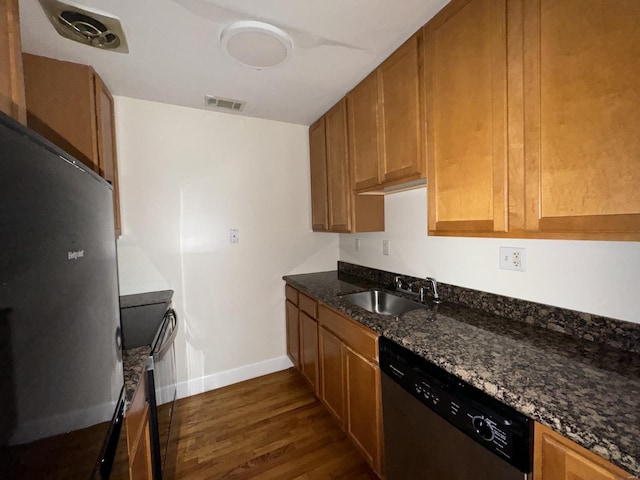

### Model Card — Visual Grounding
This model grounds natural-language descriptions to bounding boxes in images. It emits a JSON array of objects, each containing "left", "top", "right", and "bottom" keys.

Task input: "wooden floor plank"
[{"left": 173, "top": 368, "right": 378, "bottom": 480}]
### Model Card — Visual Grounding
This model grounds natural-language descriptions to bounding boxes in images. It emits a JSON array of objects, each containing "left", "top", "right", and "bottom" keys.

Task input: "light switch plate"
[{"left": 382, "top": 239, "right": 390, "bottom": 256}]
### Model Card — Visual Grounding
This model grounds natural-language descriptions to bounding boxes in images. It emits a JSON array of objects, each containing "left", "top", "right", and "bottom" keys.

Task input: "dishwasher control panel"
[{"left": 379, "top": 336, "right": 532, "bottom": 473}]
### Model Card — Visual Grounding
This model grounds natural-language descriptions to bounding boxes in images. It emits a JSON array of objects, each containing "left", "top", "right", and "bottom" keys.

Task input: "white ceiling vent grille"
[
  {"left": 38, "top": 0, "right": 129, "bottom": 53},
  {"left": 204, "top": 95, "right": 246, "bottom": 112}
]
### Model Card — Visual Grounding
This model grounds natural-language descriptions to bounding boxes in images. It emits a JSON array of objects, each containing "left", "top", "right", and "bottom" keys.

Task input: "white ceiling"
[{"left": 18, "top": 0, "right": 450, "bottom": 125}]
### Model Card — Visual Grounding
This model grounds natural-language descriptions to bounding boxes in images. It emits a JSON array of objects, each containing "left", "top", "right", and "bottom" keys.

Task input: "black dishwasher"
[{"left": 379, "top": 336, "right": 532, "bottom": 480}]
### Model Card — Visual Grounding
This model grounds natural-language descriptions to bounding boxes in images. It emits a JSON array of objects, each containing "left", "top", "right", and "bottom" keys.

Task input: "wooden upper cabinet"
[
  {"left": 347, "top": 72, "right": 381, "bottom": 191},
  {"left": 22, "top": 54, "right": 122, "bottom": 235},
  {"left": 309, "top": 101, "right": 384, "bottom": 234},
  {"left": 426, "top": 0, "right": 640, "bottom": 240},
  {"left": 534, "top": 423, "right": 630, "bottom": 480},
  {"left": 378, "top": 31, "right": 425, "bottom": 185},
  {"left": 521, "top": 0, "right": 640, "bottom": 239},
  {"left": 95, "top": 75, "right": 121, "bottom": 234},
  {"left": 309, "top": 117, "right": 329, "bottom": 231},
  {"left": 23, "top": 54, "right": 100, "bottom": 171},
  {"left": 0, "top": 0, "right": 26, "bottom": 124},
  {"left": 325, "top": 99, "right": 352, "bottom": 232},
  {"left": 425, "top": 0, "right": 508, "bottom": 235}
]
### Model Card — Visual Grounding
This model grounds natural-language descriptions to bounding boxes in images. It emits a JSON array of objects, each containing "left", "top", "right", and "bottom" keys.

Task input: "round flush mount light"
[{"left": 221, "top": 21, "right": 293, "bottom": 69}]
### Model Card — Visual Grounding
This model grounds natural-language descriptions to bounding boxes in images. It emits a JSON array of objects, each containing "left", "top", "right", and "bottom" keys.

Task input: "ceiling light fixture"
[{"left": 221, "top": 21, "right": 293, "bottom": 69}]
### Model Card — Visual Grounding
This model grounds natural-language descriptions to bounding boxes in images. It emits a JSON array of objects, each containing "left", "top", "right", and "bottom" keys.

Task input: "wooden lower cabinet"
[
  {"left": 300, "top": 311, "right": 319, "bottom": 395},
  {"left": 317, "top": 304, "right": 383, "bottom": 476},
  {"left": 344, "top": 345, "right": 382, "bottom": 473},
  {"left": 534, "top": 423, "right": 632, "bottom": 480},
  {"left": 284, "top": 287, "right": 384, "bottom": 477},
  {"left": 319, "top": 326, "right": 346, "bottom": 424},
  {"left": 129, "top": 419, "right": 153, "bottom": 480},
  {"left": 285, "top": 299, "right": 300, "bottom": 368},
  {"left": 126, "top": 374, "right": 153, "bottom": 480}
]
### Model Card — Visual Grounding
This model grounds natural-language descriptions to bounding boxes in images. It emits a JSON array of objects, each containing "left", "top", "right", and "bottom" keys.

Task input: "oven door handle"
[{"left": 155, "top": 309, "right": 178, "bottom": 356}]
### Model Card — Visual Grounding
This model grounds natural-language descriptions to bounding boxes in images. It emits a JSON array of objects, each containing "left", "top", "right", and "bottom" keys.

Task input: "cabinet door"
[
  {"left": 94, "top": 74, "right": 122, "bottom": 235},
  {"left": 348, "top": 72, "right": 381, "bottom": 191},
  {"left": 126, "top": 375, "right": 153, "bottom": 480},
  {"left": 0, "top": 0, "right": 26, "bottom": 124},
  {"left": 522, "top": 0, "right": 640, "bottom": 239},
  {"left": 285, "top": 299, "right": 300, "bottom": 368},
  {"left": 534, "top": 423, "right": 629, "bottom": 480},
  {"left": 22, "top": 54, "right": 99, "bottom": 172},
  {"left": 319, "top": 326, "right": 345, "bottom": 425},
  {"left": 425, "top": 0, "right": 508, "bottom": 235},
  {"left": 299, "top": 311, "right": 319, "bottom": 395},
  {"left": 325, "top": 99, "right": 352, "bottom": 232},
  {"left": 378, "top": 32, "right": 425, "bottom": 185},
  {"left": 344, "top": 346, "right": 382, "bottom": 474},
  {"left": 309, "top": 117, "right": 329, "bottom": 232},
  {"left": 129, "top": 417, "right": 153, "bottom": 480}
]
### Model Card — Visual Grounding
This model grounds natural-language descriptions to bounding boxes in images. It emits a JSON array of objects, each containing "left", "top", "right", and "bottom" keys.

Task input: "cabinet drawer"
[
  {"left": 125, "top": 374, "right": 148, "bottom": 457},
  {"left": 299, "top": 293, "right": 318, "bottom": 319},
  {"left": 319, "top": 305, "right": 378, "bottom": 363},
  {"left": 285, "top": 285, "right": 299, "bottom": 305}
]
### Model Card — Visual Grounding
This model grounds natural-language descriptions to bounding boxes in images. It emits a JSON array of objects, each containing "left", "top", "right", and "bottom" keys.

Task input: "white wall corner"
[{"left": 176, "top": 355, "right": 294, "bottom": 399}]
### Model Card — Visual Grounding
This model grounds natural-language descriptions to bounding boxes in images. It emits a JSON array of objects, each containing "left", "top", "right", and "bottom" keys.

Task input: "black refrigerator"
[{"left": 0, "top": 112, "right": 128, "bottom": 479}]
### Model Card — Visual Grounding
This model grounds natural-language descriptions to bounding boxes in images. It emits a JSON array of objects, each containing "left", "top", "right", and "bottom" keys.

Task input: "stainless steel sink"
[{"left": 340, "top": 290, "right": 425, "bottom": 316}]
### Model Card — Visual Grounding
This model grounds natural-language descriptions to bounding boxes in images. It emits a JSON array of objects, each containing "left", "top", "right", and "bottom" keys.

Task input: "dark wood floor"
[{"left": 173, "top": 368, "right": 379, "bottom": 480}]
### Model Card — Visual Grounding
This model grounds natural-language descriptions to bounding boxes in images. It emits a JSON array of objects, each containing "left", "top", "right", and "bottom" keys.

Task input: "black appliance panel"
[
  {"left": 379, "top": 336, "right": 532, "bottom": 474},
  {"left": 121, "top": 302, "right": 170, "bottom": 349}
]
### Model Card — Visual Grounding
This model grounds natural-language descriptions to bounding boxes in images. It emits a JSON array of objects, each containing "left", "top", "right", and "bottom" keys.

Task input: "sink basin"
[{"left": 340, "top": 290, "right": 425, "bottom": 316}]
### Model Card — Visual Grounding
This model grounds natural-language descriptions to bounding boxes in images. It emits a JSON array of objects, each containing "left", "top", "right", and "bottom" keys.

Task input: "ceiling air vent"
[
  {"left": 205, "top": 95, "right": 246, "bottom": 112},
  {"left": 38, "top": 0, "right": 129, "bottom": 53}
]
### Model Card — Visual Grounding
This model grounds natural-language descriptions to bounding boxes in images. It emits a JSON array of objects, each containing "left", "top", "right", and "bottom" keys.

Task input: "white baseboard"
[{"left": 176, "top": 355, "right": 294, "bottom": 399}]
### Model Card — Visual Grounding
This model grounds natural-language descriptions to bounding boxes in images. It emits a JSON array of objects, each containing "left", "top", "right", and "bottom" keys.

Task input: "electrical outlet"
[
  {"left": 355, "top": 238, "right": 360, "bottom": 252},
  {"left": 499, "top": 247, "right": 526, "bottom": 272},
  {"left": 382, "top": 239, "right": 390, "bottom": 256},
  {"left": 229, "top": 229, "right": 239, "bottom": 244}
]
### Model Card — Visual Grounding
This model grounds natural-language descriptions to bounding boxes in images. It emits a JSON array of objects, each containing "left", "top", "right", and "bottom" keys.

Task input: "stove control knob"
[{"left": 472, "top": 416, "right": 494, "bottom": 442}]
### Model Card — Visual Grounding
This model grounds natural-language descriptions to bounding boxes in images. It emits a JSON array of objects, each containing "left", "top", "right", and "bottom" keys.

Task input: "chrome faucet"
[
  {"left": 426, "top": 277, "right": 441, "bottom": 303},
  {"left": 425, "top": 277, "right": 442, "bottom": 304}
]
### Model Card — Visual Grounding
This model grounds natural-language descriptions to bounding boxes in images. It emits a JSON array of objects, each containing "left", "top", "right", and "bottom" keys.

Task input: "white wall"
[
  {"left": 340, "top": 188, "right": 640, "bottom": 324},
  {"left": 114, "top": 97, "right": 339, "bottom": 397}
]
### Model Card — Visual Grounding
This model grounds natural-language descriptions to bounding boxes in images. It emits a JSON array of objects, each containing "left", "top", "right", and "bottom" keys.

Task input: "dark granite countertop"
[
  {"left": 283, "top": 270, "right": 640, "bottom": 477},
  {"left": 123, "top": 346, "right": 151, "bottom": 409}
]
